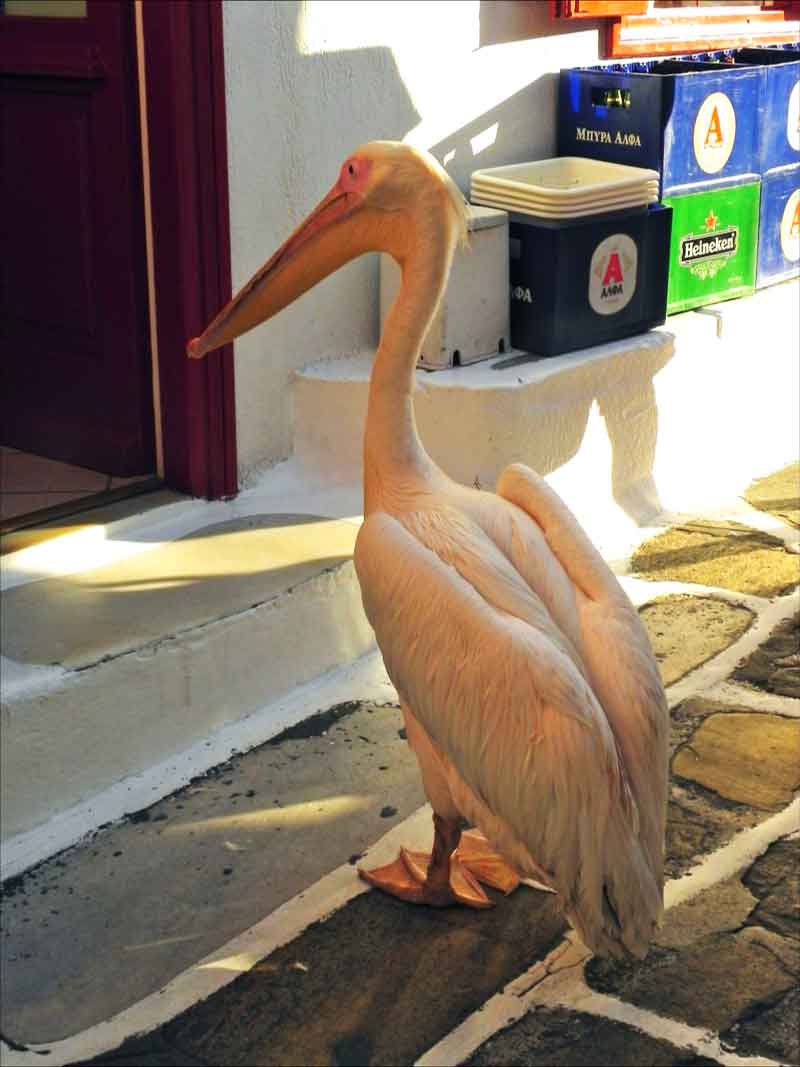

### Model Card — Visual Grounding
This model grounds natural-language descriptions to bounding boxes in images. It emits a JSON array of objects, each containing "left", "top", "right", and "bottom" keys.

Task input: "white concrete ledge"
[
  {"left": 295, "top": 331, "right": 674, "bottom": 491},
  {"left": 295, "top": 282, "right": 799, "bottom": 556}
]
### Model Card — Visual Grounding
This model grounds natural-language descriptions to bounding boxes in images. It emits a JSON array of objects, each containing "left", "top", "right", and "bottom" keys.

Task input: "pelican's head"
[{"left": 187, "top": 141, "right": 468, "bottom": 359}]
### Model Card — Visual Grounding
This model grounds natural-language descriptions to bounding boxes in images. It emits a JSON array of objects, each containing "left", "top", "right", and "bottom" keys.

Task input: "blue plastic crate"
[
  {"left": 694, "top": 48, "right": 799, "bottom": 174},
  {"left": 757, "top": 163, "right": 800, "bottom": 287},
  {"left": 559, "top": 60, "right": 761, "bottom": 195}
]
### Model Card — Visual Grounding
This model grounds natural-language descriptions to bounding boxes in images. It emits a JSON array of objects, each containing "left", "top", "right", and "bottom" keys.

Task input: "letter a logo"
[
  {"left": 694, "top": 92, "right": 736, "bottom": 174},
  {"left": 780, "top": 190, "right": 800, "bottom": 263},
  {"left": 602, "top": 252, "right": 623, "bottom": 286},
  {"left": 589, "top": 234, "right": 637, "bottom": 316},
  {"left": 788, "top": 82, "right": 800, "bottom": 152},
  {"left": 704, "top": 106, "right": 723, "bottom": 146}
]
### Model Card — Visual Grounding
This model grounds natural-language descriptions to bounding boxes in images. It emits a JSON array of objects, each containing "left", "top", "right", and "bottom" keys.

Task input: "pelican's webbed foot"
[{"left": 358, "top": 817, "right": 520, "bottom": 909}]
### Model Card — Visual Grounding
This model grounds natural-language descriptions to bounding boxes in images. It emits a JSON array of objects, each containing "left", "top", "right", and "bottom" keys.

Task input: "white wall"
[{"left": 222, "top": 0, "right": 603, "bottom": 481}]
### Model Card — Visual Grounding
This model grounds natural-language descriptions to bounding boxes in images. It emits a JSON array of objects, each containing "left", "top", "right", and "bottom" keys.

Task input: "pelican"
[{"left": 188, "top": 142, "right": 669, "bottom": 959}]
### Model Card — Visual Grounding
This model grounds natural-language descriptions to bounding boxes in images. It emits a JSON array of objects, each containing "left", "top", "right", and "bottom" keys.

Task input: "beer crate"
[
  {"left": 757, "top": 163, "right": 800, "bottom": 288},
  {"left": 694, "top": 48, "right": 799, "bottom": 174},
  {"left": 663, "top": 178, "right": 760, "bottom": 313},
  {"left": 508, "top": 203, "right": 672, "bottom": 357},
  {"left": 558, "top": 60, "right": 760, "bottom": 195}
]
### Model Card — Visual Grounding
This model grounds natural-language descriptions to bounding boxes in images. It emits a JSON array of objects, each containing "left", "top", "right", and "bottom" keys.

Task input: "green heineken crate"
[{"left": 663, "top": 179, "right": 760, "bottom": 313}]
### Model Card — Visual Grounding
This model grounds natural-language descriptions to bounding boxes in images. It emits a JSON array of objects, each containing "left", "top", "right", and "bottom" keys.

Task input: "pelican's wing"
[
  {"left": 355, "top": 510, "right": 653, "bottom": 956},
  {"left": 497, "top": 463, "right": 629, "bottom": 605},
  {"left": 497, "top": 462, "right": 669, "bottom": 884}
]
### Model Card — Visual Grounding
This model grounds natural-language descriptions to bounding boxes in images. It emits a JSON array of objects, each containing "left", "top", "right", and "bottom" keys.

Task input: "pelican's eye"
[
  {"left": 340, "top": 156, "right": 371, "bottom": 193},
  {"left": 342, "top": 159, "right": 360, "bottom": 186}
]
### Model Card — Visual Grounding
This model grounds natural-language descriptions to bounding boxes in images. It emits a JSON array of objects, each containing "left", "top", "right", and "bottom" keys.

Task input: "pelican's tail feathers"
[{"left": 566, "top": 812, "right": 664, "bottom": 960}]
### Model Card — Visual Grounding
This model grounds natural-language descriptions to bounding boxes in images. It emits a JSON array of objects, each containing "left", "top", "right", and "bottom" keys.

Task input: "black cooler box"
[{"left": 508, "top": 203, "right": 672, "bottom": 357}]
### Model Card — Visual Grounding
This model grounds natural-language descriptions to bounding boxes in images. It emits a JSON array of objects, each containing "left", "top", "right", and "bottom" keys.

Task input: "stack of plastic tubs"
[
  {"left": 558, "top": 59, "right": 763, "bottom": 313},
  {"left": 470, "top": 157, "right": 659, "bottom": 218},
  {"left": 470, "top": 157, "right": 671, "bottom": 356}
]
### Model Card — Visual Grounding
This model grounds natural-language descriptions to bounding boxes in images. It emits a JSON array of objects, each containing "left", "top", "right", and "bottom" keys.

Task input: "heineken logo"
[
  {"left": 679, "top": 207, "right": 738, "bottom": 280},
  {"left": 588, "top": 233, "right": 637, "bottom": 316},
  {"left": 679, "top": 229, "right": 738, "bottom": 263}
]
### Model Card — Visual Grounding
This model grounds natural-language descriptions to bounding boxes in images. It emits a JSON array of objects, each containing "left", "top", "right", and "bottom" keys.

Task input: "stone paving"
[{"left": 1, "top": 465, "right": 798, "bottom": 1067}]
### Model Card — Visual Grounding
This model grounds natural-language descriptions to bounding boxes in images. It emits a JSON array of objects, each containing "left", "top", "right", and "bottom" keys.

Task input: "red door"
[{"left": 0, "top": 0, "right": 155, "bottom": 476}]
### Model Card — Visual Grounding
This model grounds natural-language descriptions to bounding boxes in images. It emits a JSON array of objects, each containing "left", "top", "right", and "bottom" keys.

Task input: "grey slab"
[{"left": 0, "top": 700, "right": 423, "bottom": 1044}]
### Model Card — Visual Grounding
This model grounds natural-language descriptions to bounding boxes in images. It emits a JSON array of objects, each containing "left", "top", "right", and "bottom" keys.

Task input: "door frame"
[
  {"left": 139, "top": 0, "right": 237, "bottom": 499},
  {"left": 0, "top": 0, "right": 237, "bottom": 500}
]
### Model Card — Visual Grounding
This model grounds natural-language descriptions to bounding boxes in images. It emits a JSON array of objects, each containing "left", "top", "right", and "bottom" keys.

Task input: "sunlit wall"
[{"left": 222, "top": 0, "right": 603, "bottom": 479}]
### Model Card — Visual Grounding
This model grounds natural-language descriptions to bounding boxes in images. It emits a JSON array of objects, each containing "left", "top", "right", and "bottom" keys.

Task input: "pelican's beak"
[{"left": 187, "top": 181, "right": 371, "bottom": 359}]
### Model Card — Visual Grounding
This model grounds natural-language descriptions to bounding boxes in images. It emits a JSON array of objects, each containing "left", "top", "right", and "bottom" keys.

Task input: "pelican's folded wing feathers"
[
  {"left": 497, "top": 462, "right": 670, "bottom": 886},
  {"left": 355, "top": 510, "right": 647, "bottom": 954}
]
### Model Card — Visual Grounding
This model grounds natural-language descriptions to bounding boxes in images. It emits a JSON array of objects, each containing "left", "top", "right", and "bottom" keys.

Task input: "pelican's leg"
[
  {"left": 422, "top": 813, "right": 462, "bottom": 903},
  {"left": 357, "top": 812, "right": 493, "bottom": 909}
]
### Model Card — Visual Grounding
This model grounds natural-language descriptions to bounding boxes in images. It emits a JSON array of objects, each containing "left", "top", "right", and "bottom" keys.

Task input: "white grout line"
[
  {"left": 0, "top": 650, "right": 393, "bottom": 882},
  {"left": 415, "top": 939, "right": 589, "bottom": 1067},
  {"left": 663, "top": 800, "right": 799, "bottom": 912},
  {"left": 663, "top": 594, "right": 798, "bottom": 709},
  {"left": 416, "top": 801, "right": 799, "bottom": 1067},
  {"left": 706, "top": 681, "right": 800, "bottom": 718},
  {"left": 541, "top": 990, "right": 784, "bottom": 1067},
  {"left": 618, "top": 576, "right": 772, "bottom": 611},
  {"left": 482, "top": 937, "right": 782, "bottom": 1066}
]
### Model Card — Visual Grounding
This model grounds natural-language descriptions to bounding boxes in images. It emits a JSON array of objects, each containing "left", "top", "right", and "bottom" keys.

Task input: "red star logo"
[{"left": 704, "top": 209, "right": 718, "bottom": 232}]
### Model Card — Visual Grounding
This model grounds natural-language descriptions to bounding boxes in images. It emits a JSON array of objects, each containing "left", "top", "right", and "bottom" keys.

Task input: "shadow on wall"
[
  {"left": 430, "top": 2, "right": 603, "bottom": 190},
  {"left": 429, "top": 77, "right": 557, "bottom": 192}
]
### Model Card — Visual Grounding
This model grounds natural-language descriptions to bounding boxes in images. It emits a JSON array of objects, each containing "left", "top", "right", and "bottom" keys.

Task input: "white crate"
[{"left": 380, "top": 205, "right": 509, "bottom": 370}]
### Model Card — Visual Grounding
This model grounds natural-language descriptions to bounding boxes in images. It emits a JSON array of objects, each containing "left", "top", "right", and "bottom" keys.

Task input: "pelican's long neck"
[{"left": 364, "top": 211, "right": 454, "bottom": 512}]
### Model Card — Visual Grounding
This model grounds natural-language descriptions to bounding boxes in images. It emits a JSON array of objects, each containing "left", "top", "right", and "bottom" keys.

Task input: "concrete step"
[{"left": 1, "top": 477, "right": 374, "bottom": 851}]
